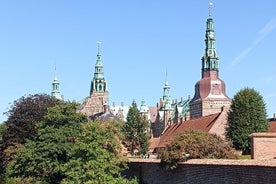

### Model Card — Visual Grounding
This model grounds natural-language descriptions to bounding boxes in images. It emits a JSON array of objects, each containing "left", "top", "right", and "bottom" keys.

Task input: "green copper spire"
[
  {"left": 162, "top": 71, "right": 172, "bottom": 110},
  {"left": 201, "top": 2, "right": 219, "bottom": 76},
  {"left": 51, "top": 66, "right": 62, "bottom": 100},
  {"left": 139, "top": 98, "right": 148, "bottom": 113},
  {"left": 90, "top": 42, "right": 108, "bottom": 95}
]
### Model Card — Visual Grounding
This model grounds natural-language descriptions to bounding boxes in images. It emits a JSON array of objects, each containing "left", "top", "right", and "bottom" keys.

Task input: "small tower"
[
  {"left": 51, "top": 66, "right": 63, "bottom": 100},
  {"left": 78, "top": 42, "right": 109, "bottom": 117},
  {"left": 162, "top": 71, "right": 172, "bottom": 111},
  {"left": 162, "top": 71, "right": 173, "bottom": 128},
  {"left": 189, "top": 2, "right": 231, "bottom": 119},
  {"left": 90, "top": 42, "right": 108, "bottom": 95}
]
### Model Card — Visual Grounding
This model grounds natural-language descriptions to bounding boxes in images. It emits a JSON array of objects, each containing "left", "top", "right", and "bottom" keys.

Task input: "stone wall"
[{"left": 125, "top": 159, "right": 276, "bottom": 184}]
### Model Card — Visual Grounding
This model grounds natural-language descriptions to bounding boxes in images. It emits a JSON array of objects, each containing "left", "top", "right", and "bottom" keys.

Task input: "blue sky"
[{"left": 1, "top": 1, "right": 276, "bottom": 122}]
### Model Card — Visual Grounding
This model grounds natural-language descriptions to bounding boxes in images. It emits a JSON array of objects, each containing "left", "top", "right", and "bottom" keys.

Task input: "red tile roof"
[
  {"left": 149, "top": 137, "right": 160, "bottom": 153},
  {"left": 156, "top": 112, "right": 221, "bottom": 148}
]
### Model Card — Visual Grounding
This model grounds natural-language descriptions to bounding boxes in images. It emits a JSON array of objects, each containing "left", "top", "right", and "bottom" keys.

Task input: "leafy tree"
[
  {"left": 6, "top": 102, "right": 137, "bottom": 183},
  {"left": 226, "top": 87, "right": 268, "bottom": 154},
  {"left": 0, "top": 94, "right": 61, "bottom": 173},
  {"left": 0, "top": 123, "right": 7, "bottom": 144},
  {"left": 6, "top": 102, "right": 85, "bottom": 183},
  {"left": 159, "top": 130, "right": 238, "bottom": 170},
  {"left": 122, "top": 101, "right": 150, "bottom": 155},
  {"left": 61, "top": 120, "right": 137, "bottom": 184}
]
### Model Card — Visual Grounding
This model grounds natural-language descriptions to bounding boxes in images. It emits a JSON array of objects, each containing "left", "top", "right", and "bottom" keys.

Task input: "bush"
[{"left": 159, "top": 130, "right": 238, "bottom": 170}]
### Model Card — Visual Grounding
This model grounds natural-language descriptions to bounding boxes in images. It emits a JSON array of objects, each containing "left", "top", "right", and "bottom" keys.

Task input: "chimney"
[
  {"left": 103, "top": 104, "right": 108, "bottom": 113},
  {"left": 274, "top": 113, "right": 276, "bottom": 119},
  {"left": 181, "top": 97, "right": 183, "bottom": 102}
]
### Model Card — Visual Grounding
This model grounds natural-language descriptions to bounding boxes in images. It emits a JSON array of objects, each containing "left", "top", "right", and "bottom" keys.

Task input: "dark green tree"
[
  {"left": 159, "top": 130, "right": 238, "bottom": 170},
  {"left": 123, "top": 101, "right": 150, "bottom": 155},
  {"left": 226, "top": 87, "right": 268, "bottom": 154},
  {"left": 0, "top": 94, "right": 61, "bottom": 173},
  {"left": 0, "top": 123, "right": 7, "bottom": 145},
  {"left": 6, "top": 102, "right": 85, "bottom": 183}
]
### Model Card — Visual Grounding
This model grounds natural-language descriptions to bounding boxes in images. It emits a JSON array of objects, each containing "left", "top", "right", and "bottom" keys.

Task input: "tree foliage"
[
  {"left": 122, "top": 101, "right": 150, "bottom": 155},
  {"left": 226, "top": 87, "right": 268, "bottom": 154},
  {"left": 159, "top": 130, "right": 238, "bottom": 170},
  {"left": 0, "top": 123, "right": 7, "bottom": 144},
  {"left": 6, "top": 102, "right": 137, "bottom": 183},
  {"left": 0, "top": 94, "right": 61, "bottom": 173}
]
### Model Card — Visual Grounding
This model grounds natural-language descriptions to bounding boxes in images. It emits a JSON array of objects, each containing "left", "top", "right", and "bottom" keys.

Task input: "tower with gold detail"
[
  {"left": 78, "top": 42, "right": 109, "bottom": 117},
  {"left": 189, "top": 3, "right": 231, "bottom": 119}
]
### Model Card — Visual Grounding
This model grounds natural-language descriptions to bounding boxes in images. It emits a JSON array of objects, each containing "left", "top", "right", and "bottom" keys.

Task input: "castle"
[{"left": 51, "top": 4, "right": 231, "bottom": 142}]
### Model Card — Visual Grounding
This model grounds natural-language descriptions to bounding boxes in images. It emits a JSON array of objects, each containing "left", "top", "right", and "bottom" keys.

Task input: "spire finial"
[
  {"left": 97, "top": 41, "right": 102, "bottom": 54},
  {"left": 54, "top": 63, "right": 57, "bottom": 74},
  {"left": 209, "top": 2, "right": 213, "bottom": 18},
  {"left": 165, "top": 69, "right": 168, "bottom": 85}
]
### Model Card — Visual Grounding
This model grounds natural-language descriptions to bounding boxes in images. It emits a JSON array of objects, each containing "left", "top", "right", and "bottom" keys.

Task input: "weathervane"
[{"left": 209, "top": 1, "right": 213, "bottom": 18}]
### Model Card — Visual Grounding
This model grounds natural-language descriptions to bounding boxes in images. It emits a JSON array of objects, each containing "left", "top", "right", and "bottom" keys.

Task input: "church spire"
[
  {"left": 201, "top": 2, "right": 220, "bottom": 78},
  {"left": 162, "top": 70, "right": 172, "bottom": 110},
  {"left": 90, "top": 41, "right": 108, "bottom": 95},
  {"left": 51, "top": 65, "right": 62, "bottom": 100}
]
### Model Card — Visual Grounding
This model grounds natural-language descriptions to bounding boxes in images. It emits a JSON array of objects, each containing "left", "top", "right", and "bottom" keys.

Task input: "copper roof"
[{"left": 156, "top": 112, "right": 221, "bottom": 148}]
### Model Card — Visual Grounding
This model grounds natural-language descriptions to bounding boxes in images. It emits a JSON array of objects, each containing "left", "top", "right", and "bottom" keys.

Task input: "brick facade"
[
  {"left": 125, "top": 159, "right": 276, "bottom": 184},
  {"left": 251, "top": 133, "right": 276, "bottom": 160},
  {"left": 77, "top": 92, "right": 109, "bottom": 117}
]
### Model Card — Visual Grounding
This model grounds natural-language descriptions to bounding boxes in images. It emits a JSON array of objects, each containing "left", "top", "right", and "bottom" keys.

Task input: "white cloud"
[{"left": 230, "top": 18, "right": 276, "bottom": 67}]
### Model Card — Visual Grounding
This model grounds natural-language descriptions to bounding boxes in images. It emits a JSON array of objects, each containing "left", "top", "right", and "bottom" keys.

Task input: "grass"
[{"left": 239, "top": 155, "right": 251, "bottom": 159}]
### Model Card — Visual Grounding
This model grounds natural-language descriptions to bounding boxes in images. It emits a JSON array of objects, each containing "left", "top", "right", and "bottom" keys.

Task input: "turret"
[
  {"left": 90, "top": 41, "right": 108, "bottom": 95},
  {"left": 51, "top": 66, "right": 63, "bottom": 100}
]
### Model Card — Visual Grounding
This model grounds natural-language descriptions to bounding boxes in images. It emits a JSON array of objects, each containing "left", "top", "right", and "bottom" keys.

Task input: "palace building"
[{"left": 66, "top": 4, "right": 231, "bottom": 142}]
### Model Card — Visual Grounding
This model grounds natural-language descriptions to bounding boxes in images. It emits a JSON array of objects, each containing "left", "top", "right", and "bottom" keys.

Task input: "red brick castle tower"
[{"left": 189, "top": 5, "right": 231, "bottom": 119}]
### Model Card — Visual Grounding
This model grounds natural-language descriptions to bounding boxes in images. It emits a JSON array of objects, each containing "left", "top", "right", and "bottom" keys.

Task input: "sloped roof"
[
  {"left": 90, "top": 106, "right": 122, "bottom": 122},
  {"left": 149, "top": 137, "right": 160, "bottom": 153},
  {"left": 156, "top": 112, "right": 221, "bottom": 148}
]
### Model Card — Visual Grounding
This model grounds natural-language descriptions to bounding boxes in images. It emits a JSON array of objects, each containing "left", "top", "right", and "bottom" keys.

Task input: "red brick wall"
[
  {"left": 251, "top": 133, "right": 276, "bottom": 160},
  {"left": 125, "top": 159, "right": 276, "bottom": 184}
]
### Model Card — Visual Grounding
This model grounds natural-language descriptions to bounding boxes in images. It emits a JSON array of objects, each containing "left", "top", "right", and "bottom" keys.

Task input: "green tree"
[
  {"left": 61, "top": 120, "right": 137, "bottom": 184},
  {"left": 226, "top": 87, "right": 268, "bottom": 154},
  {"left": 6, "top": 102, "right": 137, "bottom": 183},
  {"left": 159, "top": 130, "right": 238, "bottom": 170},
  {"left": 0, "top": 123, "right": 7, "bottom": 144},
  {"left": 0, "top": 94, "right": 61, "bottom": 174},
  {"left": 122, "top": 101, "right": 150, "bottom": 155},
  {"left": 6, "top": 102, "right": 85, "bottom": 183}
]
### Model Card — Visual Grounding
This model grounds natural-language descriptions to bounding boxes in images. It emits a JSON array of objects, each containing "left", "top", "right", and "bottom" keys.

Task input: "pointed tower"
[
  {"left": 162, "top": 71, "right": 172, "bottom": 111},
  {"left": 161, "top": 71, "right": 173, "bottom": 128},
  {"left": 189, "top": 3, "right": 231, "bottom": 119},
  {"left": 90, "top": 42, "right": 108, "bottom": 95},
  {"left": 78, "top": 42, "right": 109, "bottom": 117},
  {"left": 51, "top": 66, "right": 63, "bottom": 100}
]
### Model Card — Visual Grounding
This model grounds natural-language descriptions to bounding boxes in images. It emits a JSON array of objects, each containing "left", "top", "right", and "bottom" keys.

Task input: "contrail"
[{"left": 230, "top": 18, "right": 276, "bottom": 67}]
